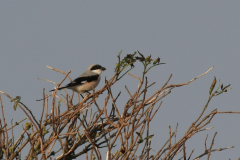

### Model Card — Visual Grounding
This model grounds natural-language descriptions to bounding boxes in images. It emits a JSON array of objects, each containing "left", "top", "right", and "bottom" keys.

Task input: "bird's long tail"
[{"left": 49, "top": 86, "right": 67, "bottom": 92}]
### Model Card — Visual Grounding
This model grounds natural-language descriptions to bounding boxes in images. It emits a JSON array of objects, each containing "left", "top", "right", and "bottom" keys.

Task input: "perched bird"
[{"left": 50, "top": 64, "right": 106, "bottom": 96}]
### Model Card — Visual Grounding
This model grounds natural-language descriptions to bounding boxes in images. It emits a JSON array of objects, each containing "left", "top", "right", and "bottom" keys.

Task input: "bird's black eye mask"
[{"left": 90, "top": 65, "right": 102, "bottom": 70}]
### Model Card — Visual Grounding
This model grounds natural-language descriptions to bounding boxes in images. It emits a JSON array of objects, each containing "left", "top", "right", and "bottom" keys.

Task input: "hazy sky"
[{"left": 0, "top": 1, "right": 239, "bottom": 159}]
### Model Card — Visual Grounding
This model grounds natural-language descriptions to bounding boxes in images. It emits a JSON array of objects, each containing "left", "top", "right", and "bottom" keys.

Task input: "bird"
[{"left": 50, "top": 64, "right": 106, "bottom": 96}]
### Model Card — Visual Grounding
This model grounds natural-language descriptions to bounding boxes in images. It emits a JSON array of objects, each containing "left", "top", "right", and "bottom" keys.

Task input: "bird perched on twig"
[{"left": 50, "top": 64, "right": 106, "bottom": 97}]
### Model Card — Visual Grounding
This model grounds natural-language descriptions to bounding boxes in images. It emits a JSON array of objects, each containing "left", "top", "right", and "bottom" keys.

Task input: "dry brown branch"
[
  {"left": 193, "top": 146, "right": 234, "bottom": 160},
  {"left": 207, "top": 132, "right": 217, "bottom": 160},
  {"left": 0, "top": 95, "right": 9, "bottom": 158},
  {"left": 37, "top": 78, "right": 58, "bottom": 85},
  {"left": 0, "top": 52, "right": 237, "bottom": 160},
  {"left": 0, "top": 91, "right": 39, "bottom": 131},
  {"left": 6, "top": 117, "right": 28, "bottom": 131},
  {"left": 46, "top": 65, "right": 72, "bottom": 82}
]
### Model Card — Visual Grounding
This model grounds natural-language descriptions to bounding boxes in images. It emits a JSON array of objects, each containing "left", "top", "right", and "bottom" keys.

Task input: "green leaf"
[
  {"left": 138, "top": 139, "right": 144, "bottom": 143},
  {"left": 209, "top": 76, "right": 216, "bottom": 95},
  {"left": 13, "top": 102, "right": 18, "bottom": 110},
  {"left": 25, "top": 122, "right": 32, "bottom": 130},
  {"left": 58, "top": 99, "right": 62, "bottom": 108},
  {"left": 136, "top": 132, "right": 142, "bottom": 139},
  {"left": 145, "top": 134, "right": 154, "bottom": 140}
]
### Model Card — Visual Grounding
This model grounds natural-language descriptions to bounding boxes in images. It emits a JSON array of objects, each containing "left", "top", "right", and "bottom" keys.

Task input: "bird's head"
[{"left": 89, "top": 64, "right": 106, "bottom": 74}]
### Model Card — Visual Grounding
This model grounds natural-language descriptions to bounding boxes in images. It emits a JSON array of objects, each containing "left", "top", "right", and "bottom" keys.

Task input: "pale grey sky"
[{"left": 0, "top": 1, "right": 239, "bottom": 159}]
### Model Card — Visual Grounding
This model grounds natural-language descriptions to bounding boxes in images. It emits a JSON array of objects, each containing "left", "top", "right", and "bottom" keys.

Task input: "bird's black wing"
[{"left": 64, "top": 74, "right": 100, "bottom": 88}]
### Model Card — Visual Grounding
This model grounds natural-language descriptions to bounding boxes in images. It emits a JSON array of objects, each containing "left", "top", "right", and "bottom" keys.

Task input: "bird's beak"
[{"left": 101, "top": 67, "right": 106, "bottom": 71}]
